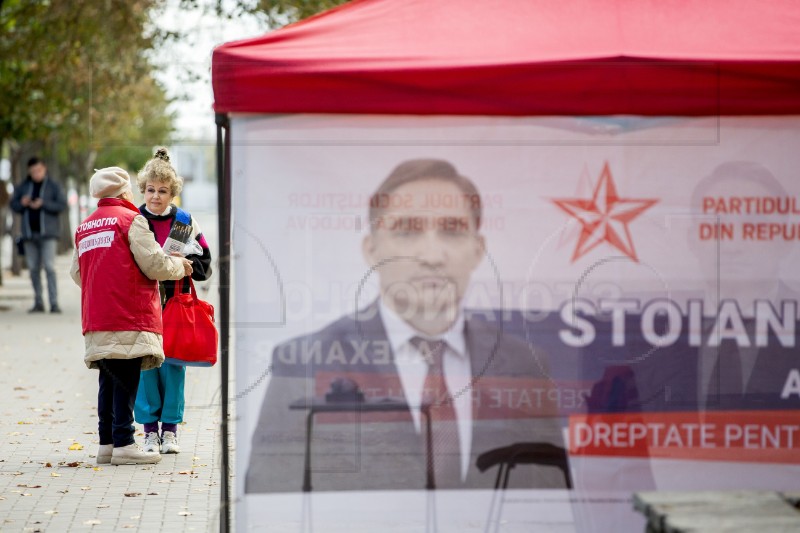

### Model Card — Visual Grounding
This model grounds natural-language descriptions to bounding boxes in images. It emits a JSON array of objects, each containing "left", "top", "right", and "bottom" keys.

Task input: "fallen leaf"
[
  {"left": 124, "top": 492, "right": 141, "bottom": 497},
  {"left": 178, "top": 511, "right": 191, "bottom": 516},
  {"left": 147, "top": 492, "right": 158, "bottom": 495},
  {"left": 44, "top": 462, "right": 52, "bottom": 467},
  {"left": 97, "top": 504, "right": 109, "bottom": 509},
  {"left": 68, "top": 443, "right": 83, "bottom": 451},
  {"left": 80, "top": 487, "right": 91, "bottom": 491},
  {"left": 57, "top": 490, "right": 68, "bottom": 494},
  {"left": 93, "top": 467, "right": 102, "bottom": 471},
  {"left": 64, "top": 462, "right": 80, "bottom": 467},
  {"left": 17, "top": 421, "right": 32, "bottom": 425},
  {"left": 21, "top": 493, "right": 32, "bottom": 496},
  {"left": 44, "top": 510, "right": 58, "bottom": 515},
  {"left": 83, "top": 519, "right": 101, "bottom": 525},
  {"left": 50, "top": 473, "right": 61, "bottom": 478},
  {"left": 17, "top": 484, "right": 42, "bottom": 488},
  {"left": 178, "top": 470, "right": 193, "bottom": 475}
]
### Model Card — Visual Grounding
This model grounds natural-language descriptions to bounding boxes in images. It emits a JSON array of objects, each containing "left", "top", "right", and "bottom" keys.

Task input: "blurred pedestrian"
[
  {"left": 10, "top": 157, "right": 67, "bottom": 313},
  {"left": 134, "top": 148, "right": 213, "bottom": 455},
  {"left": 70, "top": 167, "right": 193, "bottom": 465}
]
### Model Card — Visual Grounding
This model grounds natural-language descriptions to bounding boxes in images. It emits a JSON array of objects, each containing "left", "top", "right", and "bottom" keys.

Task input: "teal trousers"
[{"left": 134, "top": 364, "right": 186, "bottom": 424}]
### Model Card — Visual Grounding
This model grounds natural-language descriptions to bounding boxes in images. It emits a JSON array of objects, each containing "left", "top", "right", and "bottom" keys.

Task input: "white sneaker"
[
  {"left": 161, "top": 431, "right": 180, "bottom": 454},
  {"left": 143, "top": 432, "right": 161, "bottom": 453},
  {"left": 97, "top": 444, "right": 113, "bottom": 465},
  {"left": 110, "top": 444, "right": 162, "bottom": 465}
]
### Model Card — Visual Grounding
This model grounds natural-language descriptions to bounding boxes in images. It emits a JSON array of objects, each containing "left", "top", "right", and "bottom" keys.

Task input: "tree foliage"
[
  {"left": 256, "top": 0, "right": 350, "bottom": 25},
  {"left": 0, "top": 0, "right": 174, "bottom": 181},
  {"left": 200, "top": 0, "right": 350, "bottom": 27}
]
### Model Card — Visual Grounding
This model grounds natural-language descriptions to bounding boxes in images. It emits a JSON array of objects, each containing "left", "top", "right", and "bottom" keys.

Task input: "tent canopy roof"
[{"left": 212, "top": 0, "right": 800, "bottom": 115}]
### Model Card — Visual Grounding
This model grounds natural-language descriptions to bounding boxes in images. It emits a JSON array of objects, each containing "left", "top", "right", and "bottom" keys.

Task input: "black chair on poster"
[
  {"left": 477, "top": 442, "right": 572, "bottom": 533},
  {"left": 476, "top": 442, "right": 572, "bottom": 490}
]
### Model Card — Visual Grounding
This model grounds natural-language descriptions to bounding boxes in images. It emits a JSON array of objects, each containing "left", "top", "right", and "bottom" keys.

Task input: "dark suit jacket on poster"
[
  {"left": 633, "top": 338, "right": 800, "bottom": 413},
  {"left": 245, "top": 304, "right": 567, "bottom": 493},
  {"left": 583, "top": 312, "right": 800, "bottom": 414}
]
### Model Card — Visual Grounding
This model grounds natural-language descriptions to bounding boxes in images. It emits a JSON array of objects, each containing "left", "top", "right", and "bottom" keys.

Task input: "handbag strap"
[{"left": 172, "top": 277, "right": 197, "bottom": 299}]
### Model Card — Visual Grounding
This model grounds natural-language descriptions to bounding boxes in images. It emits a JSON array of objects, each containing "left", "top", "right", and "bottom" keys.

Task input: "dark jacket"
[
  {"left": 138, "top": 204, "right": 213, "bottom": 306},
  {"left": 10, "top": 176, "right": 67, "bottom": 239}
]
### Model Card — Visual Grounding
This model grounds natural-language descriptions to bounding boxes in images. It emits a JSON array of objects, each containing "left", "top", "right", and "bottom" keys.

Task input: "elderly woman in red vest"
[{"left": 70, "top": 167, "right": 193, "bottom": 465}]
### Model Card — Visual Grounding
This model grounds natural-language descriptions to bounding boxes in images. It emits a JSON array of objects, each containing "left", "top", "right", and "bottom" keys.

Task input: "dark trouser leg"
[
  {"left": 40, "top": 238, "right": 58, "bottom": 307},
  {"left": 97, "top": 368, "right": 114, "bottom": 446},
  {"left": 98, "top": 358, "right": 143, "bottom": 448},
  {"left": 23, "top": 239, "right": 43, "bottom": 306}
]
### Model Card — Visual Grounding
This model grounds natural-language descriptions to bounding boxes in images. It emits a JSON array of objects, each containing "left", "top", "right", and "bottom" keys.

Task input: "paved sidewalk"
[{"left": 0, "top": 252, "right": 224, "bottom": 532}]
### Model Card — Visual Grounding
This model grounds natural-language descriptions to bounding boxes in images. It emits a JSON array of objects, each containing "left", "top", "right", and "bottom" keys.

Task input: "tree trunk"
[{"left": 0, "top": 138, "right": 7, "bottom": 285}]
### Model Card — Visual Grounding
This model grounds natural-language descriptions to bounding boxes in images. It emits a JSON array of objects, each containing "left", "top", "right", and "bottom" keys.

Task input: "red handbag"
[{"left": 162, "top": 278, "right": 218, "bottom": 367}]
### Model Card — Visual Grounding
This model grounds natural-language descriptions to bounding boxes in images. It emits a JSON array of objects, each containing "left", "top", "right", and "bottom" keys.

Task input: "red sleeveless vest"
[{"left": 75, "top": 198, "right": 162, "bottom": 335}]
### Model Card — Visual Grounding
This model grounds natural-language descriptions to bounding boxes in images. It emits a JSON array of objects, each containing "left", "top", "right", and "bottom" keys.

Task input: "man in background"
[{"left": 10, "top": 157, "right": 67, "bottom": 313}]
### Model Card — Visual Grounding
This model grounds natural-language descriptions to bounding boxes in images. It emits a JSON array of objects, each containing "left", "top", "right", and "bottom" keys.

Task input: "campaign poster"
[{"left": 231, "top": 115, "right": 800, "bottom": 532}]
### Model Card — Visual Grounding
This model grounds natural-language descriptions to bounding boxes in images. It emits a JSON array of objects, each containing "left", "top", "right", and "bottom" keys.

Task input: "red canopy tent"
[{"left": 212, "top": 0, "right": 800, "bottom": 116}]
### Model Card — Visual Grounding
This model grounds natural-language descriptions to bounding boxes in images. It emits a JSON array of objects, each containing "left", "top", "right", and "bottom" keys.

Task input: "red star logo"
[{"left": 552, "top": 162, "right": 658, "bottom": 263}]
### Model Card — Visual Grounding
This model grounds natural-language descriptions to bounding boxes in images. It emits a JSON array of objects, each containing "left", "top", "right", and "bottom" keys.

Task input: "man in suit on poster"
[
  {"left": 246, "top": 159, "right": 566, "bottom": 493},
  {"left": 649, "top": 161, "right": 799, "bottom": 413},
  {"left": 588, "top": 161, "right": 800, "bottom": 416}
]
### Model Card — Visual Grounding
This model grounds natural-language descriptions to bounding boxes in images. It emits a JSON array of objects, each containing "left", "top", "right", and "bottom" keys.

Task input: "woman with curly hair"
[{"left": 134, "top": 148, "right": 213, "bottom": 454}]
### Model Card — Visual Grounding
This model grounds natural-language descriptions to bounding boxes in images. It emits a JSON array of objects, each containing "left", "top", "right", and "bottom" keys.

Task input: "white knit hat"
[{"left": 90, "top": 167, "right": 131, "bottom": 199}]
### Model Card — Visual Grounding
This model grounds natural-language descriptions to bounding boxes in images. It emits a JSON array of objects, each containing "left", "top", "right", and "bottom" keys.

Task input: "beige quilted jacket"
[{"left": 70, "top": 214, "right": 186, "bottom": 370}]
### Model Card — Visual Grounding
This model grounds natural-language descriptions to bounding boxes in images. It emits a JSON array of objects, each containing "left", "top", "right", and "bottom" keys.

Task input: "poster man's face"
[{"left": 362, "top": 179, "right": 485, "bottom": 332}]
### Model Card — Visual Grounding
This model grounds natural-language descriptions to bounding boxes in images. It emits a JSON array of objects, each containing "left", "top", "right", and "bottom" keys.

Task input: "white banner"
[{"left": 232, "top": 115, "right": 800, "bottom": 532}]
